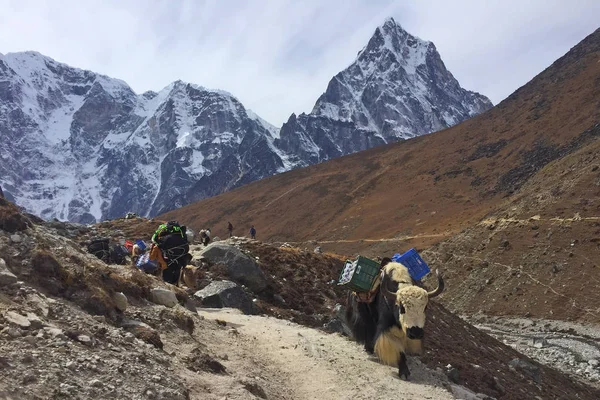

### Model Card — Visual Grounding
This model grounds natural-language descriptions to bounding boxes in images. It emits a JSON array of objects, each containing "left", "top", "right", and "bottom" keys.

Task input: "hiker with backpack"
[
  {"left": 250, "top": 225, "right": 256, "bottom": 240},
  {"left": 227, "top": 221, "right": 233, "bottom": 238},
  {"left": 151, "top": 221, "right": 192, "bottom": 284}
]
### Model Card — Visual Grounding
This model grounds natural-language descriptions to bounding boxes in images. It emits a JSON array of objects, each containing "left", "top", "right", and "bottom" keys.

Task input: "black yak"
[{"left": 345, "top": 258, "right": 444, "bottom": 379}]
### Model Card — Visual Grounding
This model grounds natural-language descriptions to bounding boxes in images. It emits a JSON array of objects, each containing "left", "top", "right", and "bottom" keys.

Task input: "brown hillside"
[
  {"left": 161, "top": 28, "right": 600, "bottom": 259},
  {"left": 424, "top": 124, "right": 600, "bottom": 323}
]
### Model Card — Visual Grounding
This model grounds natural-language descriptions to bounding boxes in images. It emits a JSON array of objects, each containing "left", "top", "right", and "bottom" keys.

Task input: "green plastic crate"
[{"left": 337, "top": 255, "right": 381, "bottom": 292}]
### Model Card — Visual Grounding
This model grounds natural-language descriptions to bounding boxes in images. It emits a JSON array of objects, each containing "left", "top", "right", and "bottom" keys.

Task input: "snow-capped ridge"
[{"left": 0, "top": 18, "right": 492, "bottom": 222}]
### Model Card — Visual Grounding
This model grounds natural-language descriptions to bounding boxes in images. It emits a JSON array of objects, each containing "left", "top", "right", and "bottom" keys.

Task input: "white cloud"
[{"left": 0, "top": 0, "right": 598, "bottom": 125}]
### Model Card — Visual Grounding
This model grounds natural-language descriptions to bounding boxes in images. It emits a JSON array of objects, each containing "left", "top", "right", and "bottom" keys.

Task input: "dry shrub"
[{"left": 0, "top": 198, "right": 30, "bottom": 233}]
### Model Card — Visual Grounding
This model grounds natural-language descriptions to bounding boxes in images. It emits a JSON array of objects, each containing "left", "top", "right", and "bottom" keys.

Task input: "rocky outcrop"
[
  {"left": 199, "top": 243, "right": 268, "bottom": 292},
  {"left": 193, "top": 280, "right": 256, "bottom": 315}
]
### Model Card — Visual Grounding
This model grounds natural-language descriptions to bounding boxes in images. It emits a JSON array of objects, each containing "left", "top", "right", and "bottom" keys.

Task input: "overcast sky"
[{"left": 1, "top": 0, "right": 598, "bottom": 125}]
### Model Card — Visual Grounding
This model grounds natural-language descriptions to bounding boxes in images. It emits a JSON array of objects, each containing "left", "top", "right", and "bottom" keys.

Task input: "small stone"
[
  {"left": 10, "top": 234, "right": 22, "bottom": 243},
  {"left": 77, "top": 335, "right": 92, "bottom": 345},
  {"left": 65, "top": 361, "right": 76, "bottom": 370},
  {"left": 6, "top": 327, "right": 23, "bottom": 338},
  {"left": 446, "top": 367, "right": 461, "bottom": 383},
  {"left": 90, "top": 379, "right": 102, "bottom": 387},
  {"left": 589, "top": 359, "right": 599, "bottom": 367},
  {"left": 22, "top": 373, "right": 37, "bottom": 384},
  {"left": 113, "top": 292, "right": 128, "bottom": 312},
  {"left": 44, "top": 327, "right": 66, "bottom": 339},
  {"left": 22, "top": 336, "right": 37, "bottom": 345}
]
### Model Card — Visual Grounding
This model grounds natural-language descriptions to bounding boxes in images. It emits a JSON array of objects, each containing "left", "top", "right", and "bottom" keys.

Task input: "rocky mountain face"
[
  {"left": 276, "top": 18, "right": 492, "bottom": 166},
  {"left": 0, "top": 52, "right": 289, "bottom": 222},
  {"left": 0, "top": 18, "right": 491, "bottom": 222}
]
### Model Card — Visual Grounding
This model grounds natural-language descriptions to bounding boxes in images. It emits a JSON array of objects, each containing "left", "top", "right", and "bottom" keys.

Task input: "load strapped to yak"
[
  {"left": 339, "top": 248, "right": 444, "bottom": 379},
  {"left": 337, "top": 248, "right": 430, "bottom": 301}
]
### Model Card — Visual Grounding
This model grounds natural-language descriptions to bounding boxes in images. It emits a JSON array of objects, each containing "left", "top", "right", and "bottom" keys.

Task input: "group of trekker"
[{"left": 88, "top": 219, "right": 258, "bottom": 287}]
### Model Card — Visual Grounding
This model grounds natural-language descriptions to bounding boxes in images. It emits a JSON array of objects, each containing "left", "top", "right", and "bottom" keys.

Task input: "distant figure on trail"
[
  {"left": 227, "top": 221, "right": 233, "bottom": 238},
  {"left": 0, "top": 185, "right": 3, "bottom": 198},
  {"left": 250, "top": 225, "right": 256, "bottom": 240}
]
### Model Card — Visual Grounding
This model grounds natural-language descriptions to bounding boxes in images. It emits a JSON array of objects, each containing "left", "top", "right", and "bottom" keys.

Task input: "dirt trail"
[
  {"left": 271, "top": 214, "right": 600, "bottom": 247},
  {"left": 197, "top": 308, "right": 453, "bottom": 400}
]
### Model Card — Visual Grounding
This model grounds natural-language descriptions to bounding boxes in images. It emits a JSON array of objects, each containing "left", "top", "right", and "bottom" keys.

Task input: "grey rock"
[
  {"left": 589, "top": 359, "right": 599, "bottom": 367},
  {"left": 77, "top": 335, "right": 92, "bottom": 345},
  {"left": 150, "top": 288, "right": 178, "bottom": 308},
  {"left": 10, "top": 234, "right": 22, "bottom": 243},
  {"left": 446, "top": 367, "right": 461, "bottom": 384},
  {"left": 5, "top": 311, "right": 31, "bottom": 329},
  {"left": 449, "top": 384, "right": 495, "bottom": 400},
  {"left": 6, "top": 327, "right": 23, "bottom": 338},
  {"left": 322, "top": 319, "right": 349, "bottom": 336},
  {"left": 200, "top": 243, "right": 267, "bottom": 293},
  {"left": 0, "top": 258, "right": 18, "bottom": 286},
  {"left": 273, "top": 294, "right": 286, "bottom": 304},
  {"left": 44, "top": 327, "right": 66, "bottom": 340},
  {"left": 194, "top": 280, "right": 256, "bottom": 315},
  {"left": 113, "top": 292, "right": 128, "bottom": 312},
  {"left": 26, "top": 313, "right": 44, "bottom": 329},
  {"left": 314, "top": 246, "right": 322, "bottom": 254},
  {"left": 508, "top": 358, "right": 542, "bottom": 383}
]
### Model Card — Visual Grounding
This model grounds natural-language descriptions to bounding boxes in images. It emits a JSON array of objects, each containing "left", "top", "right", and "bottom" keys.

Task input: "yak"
[{"left": 345, "top": 258, "right": 444, "bottom": 379}]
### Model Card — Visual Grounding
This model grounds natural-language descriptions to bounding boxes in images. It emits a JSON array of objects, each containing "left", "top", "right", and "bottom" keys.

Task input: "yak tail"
[{"left": 374, "top": 326, "right": 405, "bottom": 366}]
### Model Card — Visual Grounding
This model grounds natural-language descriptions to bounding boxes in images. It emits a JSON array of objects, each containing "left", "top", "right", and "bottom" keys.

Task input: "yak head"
[{"left": 381, "top": 261, "right": 444, "bottom": 342}]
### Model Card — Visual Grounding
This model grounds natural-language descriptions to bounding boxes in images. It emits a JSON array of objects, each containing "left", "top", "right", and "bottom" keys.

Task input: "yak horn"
[{"left": 427, "top": 269, "right": 445, "bottom": 298}]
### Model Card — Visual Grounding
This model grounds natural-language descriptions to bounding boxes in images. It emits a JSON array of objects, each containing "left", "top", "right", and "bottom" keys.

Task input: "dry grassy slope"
[
  {"left": 161, "top": 28, "right": 600, "bottom": 258},
  {"left": 424, "top": 126, "right": 600, "bottom": 324}
]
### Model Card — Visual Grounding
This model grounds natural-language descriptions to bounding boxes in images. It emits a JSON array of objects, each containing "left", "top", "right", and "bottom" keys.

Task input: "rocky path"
[{"left": 197, "top": 308, "right": 453, "bottom": 400}]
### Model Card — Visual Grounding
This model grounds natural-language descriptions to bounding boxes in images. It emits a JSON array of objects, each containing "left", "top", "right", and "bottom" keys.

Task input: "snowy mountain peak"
[
  {"left": 1, "top": 18, "right": 492, "bottom": 223},
  {"left": 277, "top": 17, "right": 493, "bottom": 167},
  {"left": 0, "top": 51, "right": 283, "bottom": 222},
  {"left": 357, "top": 17, "right": 431, "bottom": 77}
]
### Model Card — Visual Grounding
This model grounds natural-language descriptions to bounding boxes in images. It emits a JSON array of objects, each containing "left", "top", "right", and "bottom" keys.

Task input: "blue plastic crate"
[
  {"left": 391, "top": 248, "right": 430, "bottom": 280},
  {"left": 135, "top": 239, "right": 147, "bottom": 251}
]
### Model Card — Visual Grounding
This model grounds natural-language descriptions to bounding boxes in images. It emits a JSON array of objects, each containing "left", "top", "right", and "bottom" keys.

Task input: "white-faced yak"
[{"left": 345, "top": 258, "right": 444, "bottom": 379}]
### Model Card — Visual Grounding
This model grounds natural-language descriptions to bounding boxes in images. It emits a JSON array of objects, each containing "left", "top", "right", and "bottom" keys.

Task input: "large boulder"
[
  {"left": 194, "top": 280, "right": 256, "bottom": 315},
  {"left": 199, "top": 243, "right": 267, "bottom": 293}
]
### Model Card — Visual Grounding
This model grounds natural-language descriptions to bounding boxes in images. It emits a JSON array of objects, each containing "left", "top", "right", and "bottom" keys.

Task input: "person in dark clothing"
[
  {"left": 249, "top": 225, "right": 256, "bottom": 240},
  {"left": 158, "top": 232, "right": 191, "bottom": 284},
  {"left": 0, "top": 185, "right": 4, "bottom": 198},
  {"left": 227, "top": 221, "right": 233, "bottom": 238}
]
